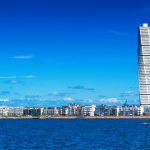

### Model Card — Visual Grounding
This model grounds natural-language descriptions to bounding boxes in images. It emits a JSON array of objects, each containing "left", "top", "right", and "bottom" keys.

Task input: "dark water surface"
[{"left": 0, "top": 119, "right": 150, "bottom": 149}]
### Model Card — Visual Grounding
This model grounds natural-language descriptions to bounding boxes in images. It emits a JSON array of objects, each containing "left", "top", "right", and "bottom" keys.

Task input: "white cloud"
[
  {"left": 0, "top": 75, "right": 36, "bottom": 79},
  {"left": 51, "top": 91, "right": 64, "bottom": 96},
  {"left": 5, "top": 79, "right": 22, "bottom": 85},
  {"left": 23, "top": 75, "right": 37, "bottom": 79},
  {"left": 68, "top": 85, "right": 95, "bottom": 91},
  {"left": 53, "top": 92, "right": 59, "bottom": 96},
  {"left": 120, "top": 91, "right": 138, "bottom": 97},
  {"left": 63, "top": 97, "right": 74, "bottom": 101},
  {"left": 98, "top": 98, "right": 119, "bottom": 103},
  {"left": 12, "top": 55, "right": 34, "bottom": 59},
  {"left": 82, "top": 99, "right": 94, "bottom": 103},
  {"left": 0, "top": 98, "right": 9, "bottom": 102},
  {"left": 49, "top": 91, "right": 75, "bottom": 97},
  {"left": 0, "top": 76, "right": 16, "bottom": 79}
]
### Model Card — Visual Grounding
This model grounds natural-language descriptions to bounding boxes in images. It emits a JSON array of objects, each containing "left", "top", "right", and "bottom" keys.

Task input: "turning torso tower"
[{"left": 138, "top": 23, "right": 150, "bottom": 106}]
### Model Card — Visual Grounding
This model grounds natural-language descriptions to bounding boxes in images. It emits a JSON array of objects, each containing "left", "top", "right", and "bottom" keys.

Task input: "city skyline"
[{"left": 1, "top": 0, "right": 150, "bottom": 106}]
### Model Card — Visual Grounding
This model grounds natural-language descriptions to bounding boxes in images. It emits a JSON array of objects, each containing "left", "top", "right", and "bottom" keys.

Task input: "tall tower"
[{"left": 139, "top": 23, "right": 150, "bottom": 106}]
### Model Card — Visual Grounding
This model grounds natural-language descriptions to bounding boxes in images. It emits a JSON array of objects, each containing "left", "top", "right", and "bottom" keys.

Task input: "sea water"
[{"left": 0, "top": 119, "right": 150, "bottom": 149}]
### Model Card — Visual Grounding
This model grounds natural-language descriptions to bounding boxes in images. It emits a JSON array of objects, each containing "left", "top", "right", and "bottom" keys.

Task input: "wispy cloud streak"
[
  {"left": 23, "top": 75, "right": 37, "bottom": 79},
  {"left": 108, "top": 30, "right": 135, "bottom": 37},
  {"left": 11, "top": 55, "right": 34, "bottom": 59},
  {"left": 0, "top": 76, "right": 16, "bottom": 79},
  {"left": 68, "top": 85, "right": 95, "bottom": 91}
]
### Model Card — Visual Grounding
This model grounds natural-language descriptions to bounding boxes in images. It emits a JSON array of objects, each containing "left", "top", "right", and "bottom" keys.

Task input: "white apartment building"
[
  {"left": 0, "top": 106, "right": 23, "bottom": 116},
  {"left": 81, "top": 105, "right": 96, "bottom": 116},
  {"left": 117, "top": 105, "right": 144, "bottom": 116}
]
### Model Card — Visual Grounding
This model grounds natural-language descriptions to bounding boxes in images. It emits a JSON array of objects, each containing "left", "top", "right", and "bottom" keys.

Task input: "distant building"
[
  {"left": 117, "top": 105, "right": 143, "bottom": 116},
  {"left": 8, "top": 107, "right": 23, "bottom": 116},
  {"left": 68, "top": 103, "right": 80, "bottom": 116},
  {"left": 23, "top": 107, "right": 43, "bottom": 116},
  {"left": 42, "top": 107, "right": 60, "bottom": 116},
  {"left": 95, "top": 105, "right": 118, "bottom": 116},
  {"left": 62, "top": 106, "right": 69, "bottom": 116},
  {"left": 0, "top": 107, "right": 23, "bottom": 116},
  {"left": 81, "top": 105, "right": 96, "bottom": 116},
  {"left": 76, "top": 106, "right": 82, "bottom": 116},
  {"left": 0, "top": 106, "right": 10, "bottom": 116}
]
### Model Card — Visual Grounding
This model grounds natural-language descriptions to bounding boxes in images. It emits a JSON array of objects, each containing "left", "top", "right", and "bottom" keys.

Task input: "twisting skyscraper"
[{"left": 138, "top": 23, "right": 150, "bottom": 106}]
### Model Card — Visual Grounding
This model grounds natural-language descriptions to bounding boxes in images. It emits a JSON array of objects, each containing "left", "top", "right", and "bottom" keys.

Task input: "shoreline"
[{"left": 1, "top": 116, "right": 150, "bottom": 119}]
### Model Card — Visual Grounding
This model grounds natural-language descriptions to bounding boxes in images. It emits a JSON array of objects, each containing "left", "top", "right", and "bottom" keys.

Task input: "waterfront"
[
  {"left": 1, "top": 119, "right": 150, "bottom": 149},
  {"left": 0, "top": 104, "right": 144, "bottom": 117},
  {"left": 2, "top": 116, "right": 150, "bottom": 119}
]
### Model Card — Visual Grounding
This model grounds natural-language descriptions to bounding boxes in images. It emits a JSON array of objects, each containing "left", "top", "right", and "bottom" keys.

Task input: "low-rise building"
[
  {"left": 118, "top": 105, "right": 143, "bottom": 116},
  {"left": 0, "top": 107, "right": 23, "bottom": 116},
  {"left": 42, "top": 107, "right": 60, "bottom": 116},
  {"left": 62, "top": 106, "right": 69, "bottom": 116},
  {"left": 68, "top": 103, "right": 80, "bottom": 116},
  {"left": 23, "top": 107, "right": 43, "bottom": 116},
  {"left": 0, "top": 106, "right": 10, "bottom": 116},
  {"left": 141, "top": 106, "right": 150, "bottom": 115},
  {"left": 95, "top": 105, "right": 118, "bottom": 116},
  {"left": 81, "top": 105, "right": 96, "bottom": 116},
  {"left": 76, "top": 106, "right": 82, "bottom": 116},
  {"left": 8, "top": 107, "right": 23, "bottom": 116}
]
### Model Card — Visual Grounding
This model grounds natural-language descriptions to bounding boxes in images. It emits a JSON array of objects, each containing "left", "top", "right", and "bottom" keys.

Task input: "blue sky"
[{"left": 0, "top": 0, "right": 150, "bottom": 106}]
